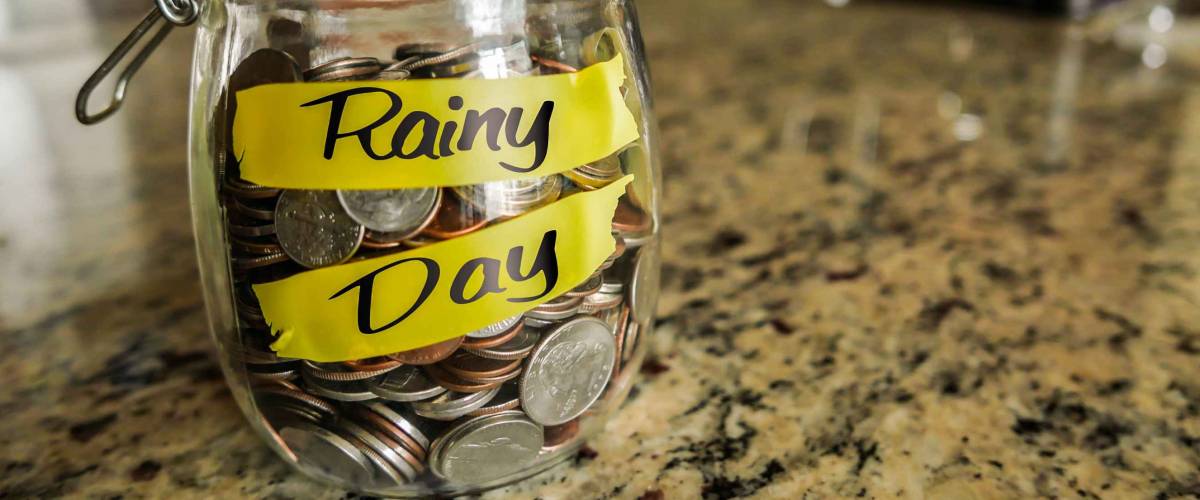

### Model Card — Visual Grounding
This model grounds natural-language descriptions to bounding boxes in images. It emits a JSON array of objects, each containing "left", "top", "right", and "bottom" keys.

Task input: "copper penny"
[
  {"left": 457, "top": 366, "right": 522, "bottom": 386},
  {"left": 441, "top": 352, "right": 522, "bottom": 380},
  {"left": 359, "top": 232, "right": 406, "bottom": 249},
  {"left": 231, "top": 236, "right": 283, "bottom": 256},
  {"left": 232, "top": 252, "right": 289, "bottom": 271},
  {"left": 461, "top": 321, "right": 523, "bottom": 350},
  {"left": 421, "top": 189, "right": 488, "bottom": 239},
  {"left": 389, "top": 336, "right": 465, "bottom": 365},
  {"left": 302, "top": 360, "right": 399, "bottom": 382},
  {"left": 542, "top": 419, "right": 581, "bottom": 449},
  {"left": 531, "top": 55, "right": 578, "bottom": 74},
  {"left": 350, "top": 406, "right": 428, "bottom": 464},
  {"left": 611, "top": 188, "right": 651, "bottom": 234},
  {"left": 423, "top": 364, "right": 502, "bottom": 393},
  {"left": 231, "top": 196, "right": 277, "bottom": 221},
  {"left": 611, "top": 305, "right": 631, "bottom": 378},
  {"left": 343, "top": 356, "right": 404, "bottom": 372}
]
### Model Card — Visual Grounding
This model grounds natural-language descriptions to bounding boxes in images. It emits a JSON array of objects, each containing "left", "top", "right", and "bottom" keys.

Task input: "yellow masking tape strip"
[
  {"left": 255, "top": 176, "right": 633, "bottom": 362},
  {"left": 233, "top": 57, "right": 638, "bottom": 189}
]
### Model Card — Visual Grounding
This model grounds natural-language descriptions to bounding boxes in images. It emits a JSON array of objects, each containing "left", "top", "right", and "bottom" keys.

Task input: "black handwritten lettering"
[
  {"left": 301, "top": 87, "right": 400, "bottom": 160},
  {"left": 457, "top": 108, "right": 506, "bottom": 153},
  {"left": 449, "top": 258, "right": 507, "bottom": 304},
  {"left": 505, "top": 230, "right": 558, "bottom": 302},
  {"left": 303, "top": 88, "right": 555, "bottom": 172},
  {"left": 499, "top": 101, "right": 554, "bottom": 173},
  {"left": 328, "top": 257, "right": 439, "bottom": 334},
  {"left": 392, "top": 111, "right": 440, "bottom": 160}
]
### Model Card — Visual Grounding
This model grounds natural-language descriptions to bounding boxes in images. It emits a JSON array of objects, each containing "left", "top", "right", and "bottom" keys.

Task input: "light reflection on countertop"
[{"left": 3, "top": 1, "right": 1200, "bottom": 498}]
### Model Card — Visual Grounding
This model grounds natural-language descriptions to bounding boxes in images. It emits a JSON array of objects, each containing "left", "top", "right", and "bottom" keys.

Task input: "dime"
[
  {"left": 454, "top": 175, "right": 562, "bottom": 218},
  {"left": 336, "top": 187, "right": 440, "bottom": 235},
  {"left": 467, "top": 314, "right": 523, "bottom": 339},
  {"left": 275, "top": 190, "right": 364, "bottom": 268},
  {"left": 463, "top": 327, "right": 539, "bottom": 361},
  {"left": 279, "top": 423, "right": 374, "bottom": 485},
  {"left": 362, "top": 401, "right": 433, "bottom": 450},
  {"left": 412, "top": 386, "right": 500, "bottom": 421},
  {"left": 302, "top": 371, "right": 378, "bottom": 402},
  {"left": 566, "top": 273, "right": 603, "bottom": 298},
  {"left": 466, "top": 383, "right": 521, "bottom": 417},
  {"left": 340, "top": 420, "right": 418, "bottom": 483},
  {"left": 369, "top": 366, "right": 446, "bottom": 402},
  {"left": 351, "top": 404, "right": 428, "bottom": 462},
  {"left": 389, "top": 335, "right": 464, "bottom": 365},
  {"left": 429, "top": 411, "right": 543, "bottom": 483},
  {"left": 304, "top": 57, "right": 381, "bottom": 82},
  {"left": 461, "top": 321, "right": 523, "bottom": 350},
  {"left": 520, "top": 317, "right": 615, "bottom": 425},
  {"left": 579, "top": 291, "right": 622, "bottom": 314}
]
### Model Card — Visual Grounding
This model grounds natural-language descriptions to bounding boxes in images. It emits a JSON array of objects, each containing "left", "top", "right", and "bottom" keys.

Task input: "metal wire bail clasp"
[{"left": 75, "top": 0, "right": 200, "bottom": 125}]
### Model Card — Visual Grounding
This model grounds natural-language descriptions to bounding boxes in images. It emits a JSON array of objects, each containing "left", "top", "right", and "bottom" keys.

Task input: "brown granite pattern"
[{"left": 2, "top": 1, "right": 1199, "bottom": 498}]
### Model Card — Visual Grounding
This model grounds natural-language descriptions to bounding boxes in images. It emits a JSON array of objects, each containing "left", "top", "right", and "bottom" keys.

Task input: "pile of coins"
[{"left": 216, "top": 32, "right": 656, "bottom": 490}]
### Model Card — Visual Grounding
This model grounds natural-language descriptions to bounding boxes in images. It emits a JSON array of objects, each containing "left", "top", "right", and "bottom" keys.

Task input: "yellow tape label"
[
  {"left": 232, "top": 57, "right": 638, "bottom": 189},
  {"left": 254, "top": 176, "right": 633, "bottom": 362}
]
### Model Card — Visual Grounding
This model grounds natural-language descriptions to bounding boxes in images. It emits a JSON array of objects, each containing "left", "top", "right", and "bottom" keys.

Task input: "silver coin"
[
  {"left": 463, "top": 327, "right": 540, "bottom": 361},
  {"left": 519, "top": 317, "right": 615, "bottom": 425},
  {"left": 412, "top": 386, "right": 500, "bottom": 421},
  {"left": 369, "top": 366, "right": 446, "bottom": 402},
  {"left": 363, "top": 401, "right": 432, "bottom": 450},
  {"left": 598, "top": 274, "right": 624, "bottom": 295},
  {"left": 525, "top": 306, "right": 578, "bottom": 321},
  {"left": 429, "top": 411, "right": 543, "bottom": 483},
  {"left": 453, "top": 175, "right": 562, "bottom": 217},
  {"left": 303, "top": 371, "right": 378, "bottom": 402},
  {"left": 466, "top": 383, "right": 522, "bottom": 416},
  {"left": 622, "top": 321, "right": 640, "bottom": 363},
  {"left": 279, "top": 423, "right": 374, "bottom": 485},
  {"left": 336, "top": 187, "right": 440, "bottom": 235},
  {"left": 523, "top": 317, "right": 556, "bottom": 329},
  {"left": 579, "top": 292, "right": 623, "bottom": 314},
  {"left": 630, "top": 243, "right": 660, "bottom": 323},
  {"left": 467, "top": 314, "right": 523, "bottom": 339},
  {"left": 340, "top": 420, "right": 418, "bottom": 483},
  {"left": 276, "top": 190, "right": 364, "bottom": 268}
]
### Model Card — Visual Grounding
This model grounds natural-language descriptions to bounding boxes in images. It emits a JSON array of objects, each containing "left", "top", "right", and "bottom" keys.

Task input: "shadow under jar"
[{"left": 188, "top": 0, "right": 661, "bottom": 496}]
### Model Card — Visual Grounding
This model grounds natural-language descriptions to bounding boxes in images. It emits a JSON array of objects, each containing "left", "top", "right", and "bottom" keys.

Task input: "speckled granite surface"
[{"left": 3, "top": 1, "right": 1200, "bottom": 498}]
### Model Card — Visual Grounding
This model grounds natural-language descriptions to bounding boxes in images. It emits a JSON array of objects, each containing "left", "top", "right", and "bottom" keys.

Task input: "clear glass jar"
[{"left": 185, "top": 0, "right": 660, "bottom": 496}]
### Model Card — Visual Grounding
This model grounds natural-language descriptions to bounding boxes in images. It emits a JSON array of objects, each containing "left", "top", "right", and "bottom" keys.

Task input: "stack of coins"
[{"left": 218, "top": 36, "right": 655, "bottom": 489}]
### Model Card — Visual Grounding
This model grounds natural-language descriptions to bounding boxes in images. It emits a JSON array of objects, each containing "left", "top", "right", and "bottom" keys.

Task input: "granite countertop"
[{"left": 3, "top": 0, "right": 1200, "bottom": 498}]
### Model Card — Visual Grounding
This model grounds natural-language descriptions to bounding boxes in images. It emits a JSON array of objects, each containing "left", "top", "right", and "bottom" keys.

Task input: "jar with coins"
[{"left": 75, "top": 0, "right": 659, "bottom": 495}]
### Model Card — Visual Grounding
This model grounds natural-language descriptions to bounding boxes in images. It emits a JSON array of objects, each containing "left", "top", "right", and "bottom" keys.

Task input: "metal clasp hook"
[{"left": 75, "top": 0, "right": 200, "bottom": 125}]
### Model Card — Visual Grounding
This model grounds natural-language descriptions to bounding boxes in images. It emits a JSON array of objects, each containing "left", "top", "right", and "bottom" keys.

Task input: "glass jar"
[{"left": 180, "top": 0, "right": 659, "bottom": 496}]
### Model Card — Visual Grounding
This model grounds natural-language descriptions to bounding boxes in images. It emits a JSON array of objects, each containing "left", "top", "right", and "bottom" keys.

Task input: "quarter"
[
  {"left": 275, "top": 190, "right": 364, "bottom": 268},
  {"left": 519, "top": 317, "right": 615, "bottom": 425}
]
